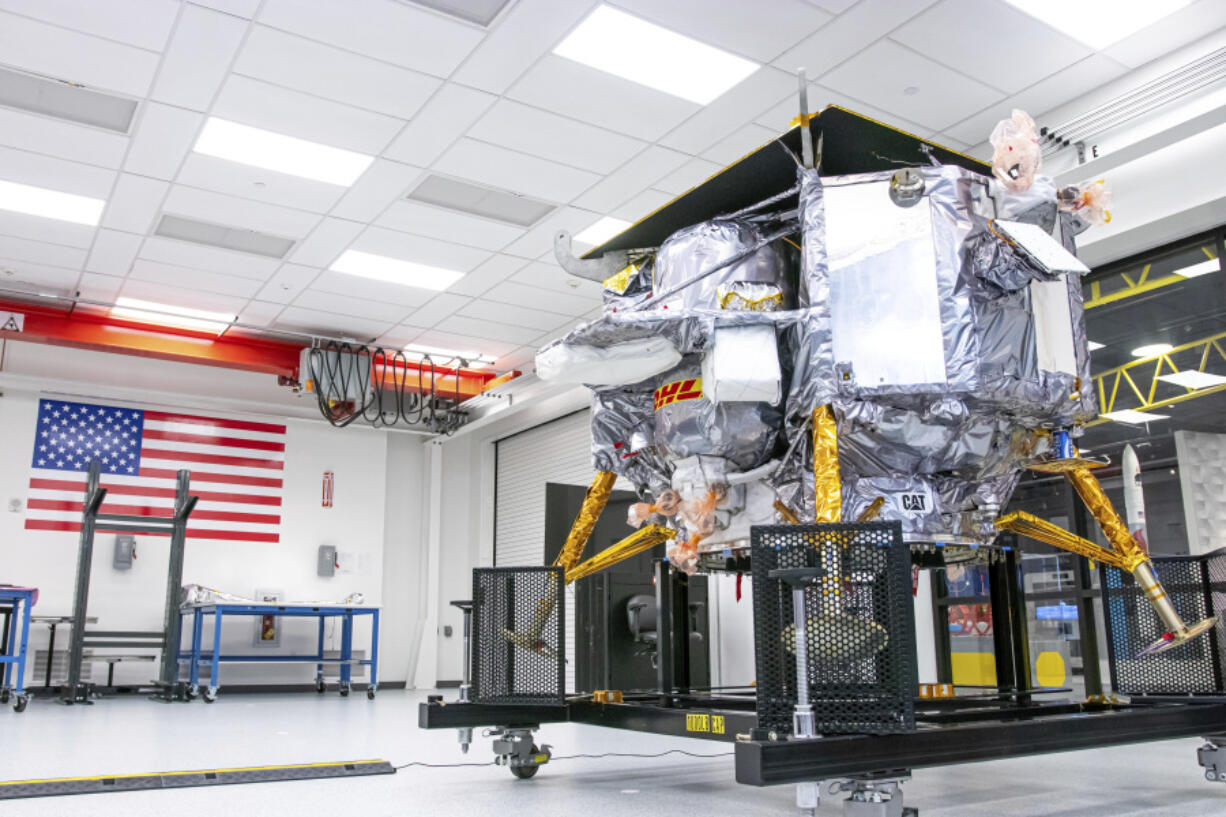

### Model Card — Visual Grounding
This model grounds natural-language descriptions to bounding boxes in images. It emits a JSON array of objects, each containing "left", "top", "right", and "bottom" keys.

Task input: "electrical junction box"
[
  {"left": 114, "top": 535, "right": 135, "bottom": 570},
  {"left": 318, "top": 544, "right": 337, "bottom": 577}
]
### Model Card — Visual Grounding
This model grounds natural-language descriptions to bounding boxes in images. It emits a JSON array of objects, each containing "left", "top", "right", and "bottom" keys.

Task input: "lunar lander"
[{"left": 420, "top": 101, "right": 1226, "bottom": 814}]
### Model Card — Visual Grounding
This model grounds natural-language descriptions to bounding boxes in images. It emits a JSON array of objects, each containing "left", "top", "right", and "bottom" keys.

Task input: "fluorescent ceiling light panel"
[
  {"left": 574, "top": 216, "right": 631, "bottom": 247},
  {"left": 0, "top": 66, "right": 137, "bottom": 133},
  {"left": 1131, "top": 343, "right": 1173, "bottom": 358},
  {"left": 554, "top": 5, "right": 759, "bottom": 105},
  {"left": 111, "top": 297, "right": 235, "bottom": 334},
  {"left": 407, "top": 175, "right": 554, "bottom": 227},
  {"left": 193, "top": 118, "right": 374, "bottom": 186},
  {"left": 1003, "top": 0, "right": 1193, "bottom": 50},
  {"left": 404, "top": 344, "right": 495, "bottom": 368},
  {"left": 155, "top": 214, "right": 295, "bottom": 259},
  {"left": 1173, "top": 258, "right": 1220, "bottom": 278},
  {"left": 1087, "top": 340, "right": 1105, "bottom": 351},
  {"left": 1100, "top": 409, "right": 1169, "bottom": 425},
  {"left": 401, "top": 0, "right": 512, "bottom": 26},
  {"left": 331, "top": 249, "right": 464, "bottom": 290},
  {"left": 0, "top": 179, "right": 105, "bottom": 225},
  {"left": 1156, "top": 370, "right": 1226, "bottom": 390}
]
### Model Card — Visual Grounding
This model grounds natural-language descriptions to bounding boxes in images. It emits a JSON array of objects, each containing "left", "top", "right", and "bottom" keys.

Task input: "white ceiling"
[{"left": 0, "top": 0, "right": 1223, "bottom": 373}]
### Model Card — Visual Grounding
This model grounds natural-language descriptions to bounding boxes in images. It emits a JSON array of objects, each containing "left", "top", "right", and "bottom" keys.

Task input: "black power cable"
[{"left": 393, "top": 748, "right": 732, "bottom": 771}]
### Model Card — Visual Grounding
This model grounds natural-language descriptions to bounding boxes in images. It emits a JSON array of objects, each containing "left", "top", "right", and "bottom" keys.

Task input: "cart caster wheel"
[
  {"left": 185, "top": 684, "right": 199, "bottom": 701},
  {"left": 339, "top": 683, "right": 350, "bottom": 697},
  {"left": 0, "top": 689, "right": 9, "bottom": 704},
  {"left": 315, "top": 679, "right": 326, "bottom": 694},
  {"left": 14, "top": 694, "right": 29, "bottom": 713},
  {"left": 510, "top": 746, "right": 542, "bottom": 779},
  {"left": 367, "top": 688, "right": 376, "bottom": 700},
  {"left": 202, "top": 687, "right": 218, "bottom": 703}
]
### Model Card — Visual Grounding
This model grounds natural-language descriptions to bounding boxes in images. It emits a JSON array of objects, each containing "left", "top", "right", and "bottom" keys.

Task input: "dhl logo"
[{"left": 654, "top": 377, "right": 703, "bottom": 411}]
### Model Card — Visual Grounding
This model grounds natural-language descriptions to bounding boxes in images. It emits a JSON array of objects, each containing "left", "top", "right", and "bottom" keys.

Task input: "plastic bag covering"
[
  {"left": 180, "top": 585, "right": 365, "bottom": 607},
  {"left": 701, "top": 324, "right": 781, "bottom": 404},
  {"left": 653, "top": 219, "right": 793, "bottom": 310},
  {"left": 1059, "top": 179, "right": 1112, "bottom": 225},
  {"left": 535, "top": 335, "right": 681, "bottom": 385},
  {"left": 990, "top": 109, "right": 1041, "bottom": 193},
  {"left": 812, "top": 405, "right": 841, "bottom": 523}
]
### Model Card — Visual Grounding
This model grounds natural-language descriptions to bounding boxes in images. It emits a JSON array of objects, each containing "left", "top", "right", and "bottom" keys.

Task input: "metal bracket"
[
  {"left": 553, "top": 230, "right": 630, "bottom": 283},
  {"left": 830, "top": 776, "right": 916, "bottom": 817},
  {"left": 1198, "top": 737, "right": 1226, "bottom": 783},
  {"left": 491, "top": 727, "right": 551, "bottom": 771}
]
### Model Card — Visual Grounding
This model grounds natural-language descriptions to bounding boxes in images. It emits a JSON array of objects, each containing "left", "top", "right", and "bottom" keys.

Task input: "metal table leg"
[
  {"left": 315, "top": 615, "right": 326, "bottom": 693},
  {"left": 205, "top": 610, "right": 223, "bottom": 702},
  {"left": 44, "top": 622, "right": 57, "bottom": 689},
  {"left": 366, "top": 610, "right": 379, "bottom": 699},
  {"left": 189, "top": 608, "right": 203, "bottom": 698},
  {"left": 339, "top": 611, "right": 353, "bottom": 696}
]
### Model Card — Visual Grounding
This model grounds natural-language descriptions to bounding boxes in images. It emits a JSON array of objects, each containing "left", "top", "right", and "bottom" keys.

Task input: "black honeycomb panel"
[
  {"left": 471, "top": 567, "right": 565, "bottom": 706},
  {"left": 751, "top": 522, "right": 917, "bottom": 735}
]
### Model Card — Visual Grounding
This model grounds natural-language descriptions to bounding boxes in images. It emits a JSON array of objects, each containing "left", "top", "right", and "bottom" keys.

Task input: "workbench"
[
  {"left": 179, "top": 603, "right": 379, "bottom": 702},
  {"left": 0, "top": 587, "right": 36, "bottom": 712}
]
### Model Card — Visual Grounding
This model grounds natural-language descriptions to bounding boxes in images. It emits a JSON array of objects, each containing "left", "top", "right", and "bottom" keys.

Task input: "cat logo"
[
  {"left": 901, "top": 494, "right": 927, "bottom": 512},
  {"left": 654, "top": 377, "right": 703, "bottom": 411}
]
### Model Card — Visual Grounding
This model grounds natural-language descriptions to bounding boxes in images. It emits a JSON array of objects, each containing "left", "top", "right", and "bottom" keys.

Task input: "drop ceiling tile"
[
  {"left": 756, "top": 84, "right": 931, "bottom": 138},
  {"left": 140, "top": 235, "right": 280, "bottom": 280},
  {"left": 332, "top": 160, "right": 425, "bottom": 224},
  {"left": 288, "top": 217, "right": 365, "bottom": 268},
  {"left": 162, "top": 185, "right": 321, "bottom": 239},
  {"left": 773, "top": 0, "right": 937, "bottom": 76},
  {"left": 101, "top": 174, "right": 169, "bottom": 235},
  {"left": 255, "top": 263, "right": 318, "bottom": 304},
  {"left": 257, "top": 0, "right": 484, "bottom": 78},
  {"left": 532, "top": 317, "right": 586, "bottom": 346},
  {"left": 610, "top": 0, "right": 831, "bottom": 62},
  {"left": 0, "top": 211, "right": 95, "bottom": 249},
  {"left": 1103, "top": 0, "right": 1226, "bottom": 68},
  {"left": 293, "top": 288, "right": 412, "bottom": 323},
  {"left": 805, "top": 0, "right": 857, "bottom": 11},
  {"left": 0, "top": 0, "right": 178, "bottom": 51},
  {"left": 273, "top": 305, "right": 392, "bottom": 340},
  {"left": 659, "top": 67, "right": 797, "bottom": 155},
  {"left": 432, "top": 139, "right": 600, "bottom": 206},
  {"left": 120, "top": 278, "right": 249, "bottom": 315},
  {"left": 85, "top": 229, "right": 142, "bottom": 276},
  {"left": 405, "top": 328, "right": 519, "bottom": 358},
  {"left": 491, "top": 345, "right": 536, "bottom": 371},
  {"left": 0, "top": 107, "right": 128, "bottom": 170},
  {"left": 237, "top": 300, "right": 285, "bottom": 326},
  {"left": 654, "top": 156, "right": 724, "bottom": 196},
  {"left": 0, "top": 235, "right": 86, "bottom": 269},
  {"left": 353, "top": 225, "right": 492, "bottom": 273},
  {"left": 431, "top": 314, "right": 542, "bottom": 345},
  {"left": 0, "top": 144, "right": 116, "bottom": 199},
  {"left": 124, "top": 103, "right": 203, "bottom": 181},
  {"left": 376, "top": 200, "right": 524, "bottom": 252},
  {"left": 151, "top": 5, "right": 248, "bottom": 111},
  {"left": 308, "top": 269, "right": 436, "bottom": 308},
  {"left": 892, "top": 0, "right": 1089, "bottom": 95},
  {"left": 819, "top": 39, "right": 1003, "bottom": 132},
  {"left": 129, "top": 258, "right": 263, "bottom": 299},
  {"left": 452, "top": 0, "right": 597, "bottom": 94},
  {"left": 212, "top": 75, "right": 403, "bottom": 155},
  {"left": 611, "top": 188, "right": 672, "bottom": 222},
  {"left": 77, "top": 271, "right": 125, "bottom": 301},
  {"left": 487, "top": 277, "right": 602, "bottom": 314},
  {"left": 507, "top": 55, "right": 699, "bottom": 142},
  {"left": 500, "top": 207, "right": 598, "bottom": 260},
  {"left": 943, "top": 54, "right": 1129, "bottom": 146},
  {"left": 700, "top": 123, "right": 779, "bottom": 165},
  {"left": 401, "top": 291, "right": 473, "bottom": 328},
  {"left": 572, "top": 145, "right": 691, "bottom": 213},
  {"left": 468, "top": 100, "right": 647, "bottom": 175},
  {"left": 458, "top": 298, "right": 569, "bottom": 332},
  {"left": 382, "top": 83, "right": 498, "bottom": 168},
  {"left": 0, "top": 258, "right": 79, "bottom": 292},
  {"left": 176, "top": 153, "right": 346, "bottom": 214},
  {"left": 447, "top": 253, "right": 531, "bottom": 297},
  {"left": 0, "top": 10, "right": 160, "bottom": 96},
  {"left": 235, "top": 26, "right": 441, "bottom": 120}
]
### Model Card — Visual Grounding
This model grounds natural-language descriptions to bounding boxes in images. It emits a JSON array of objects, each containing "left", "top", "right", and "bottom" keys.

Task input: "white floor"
[{"left": 1, "top": 689, "right": 1223, "bottom": 816}]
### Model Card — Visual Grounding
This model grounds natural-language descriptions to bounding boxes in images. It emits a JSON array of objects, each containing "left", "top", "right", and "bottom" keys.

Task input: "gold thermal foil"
[
  {"left": 773, "top": 499, "right": 801, "bottom": 525},
  {"left": 554, "top": 471, "right": 617, "bottom": 573},
  {"left": 1065, "top": 468, "right": 1147, "bottom": 570},
  {"left": 995, "top": 510, "right": 1126, "bottom": 569},
  {"left": 566, "top": 524, "right": 676, "bottom": 583},
  {"left": 856, "top": 496, "right": 886, "bottom": 523},
  {"left": 812, "top": 405, "right": 842, "bottom": 524}
]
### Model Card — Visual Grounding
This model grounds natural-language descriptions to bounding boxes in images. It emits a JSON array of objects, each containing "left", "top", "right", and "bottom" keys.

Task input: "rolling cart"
[{"left": 0, "top": 586, "right": 37, "bottom": 712}]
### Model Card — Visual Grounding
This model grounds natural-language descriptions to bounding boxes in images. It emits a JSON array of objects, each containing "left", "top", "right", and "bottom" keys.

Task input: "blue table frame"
[
  {"left": 180, "top": 603, "right": 380, "bottom": 702},
  {"left": 0, "top": 588, "right": 35, "bottom": 712}
]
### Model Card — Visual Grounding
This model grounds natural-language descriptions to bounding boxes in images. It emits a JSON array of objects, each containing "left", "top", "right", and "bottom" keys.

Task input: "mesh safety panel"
[
  {"left": 1103, "top": 549, "right": 1226, "bottom": 695},
  {"left": 751, "top": 522, "right": 916, "bottom": 735},
  {"left": 471, "top": 567, "right": 565, "bottom": 705}
]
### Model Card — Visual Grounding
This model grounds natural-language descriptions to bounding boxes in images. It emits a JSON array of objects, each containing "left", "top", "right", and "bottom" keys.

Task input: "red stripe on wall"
[
  {"left": 139, "top": 448, "right": 284, "bottom": 470},
  {"left": 143, "top": 410, "right": 286, "bottom": 435},
  {"left": 26, "top": 499, "right": 281, "bottom": 525},
  {"left": 138, "top": 467, "right": 282, "bottom": 489},
  {"left": 24, "top": 519, "right": 280, "bottom": 543},
  {"left": 29, "top": 478, "right": 282, "bottom": 506},
  {"left": 142, "top": 428, "right": 286, "bottom": 452}
]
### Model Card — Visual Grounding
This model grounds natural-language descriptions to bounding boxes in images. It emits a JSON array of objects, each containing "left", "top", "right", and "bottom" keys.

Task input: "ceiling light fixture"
[
  {"left": 1156, "top": 370, "right": 1226, "bottom": 390},
  {"left": 1172, "top": 258, "right": 1220, "bottom": 279},
  {"left": 110, "top": 297, "right": 235, "bottom": 334},
  {"left": 0, "top": 65, "right": 137, "bottom": 133},
  {"left": 330, "top": 249, "right": 464, "bottom": 290},
  {"left": 1003, "top": 0, "right": 1192, "bottom": 50},
  {"left": 554, "top": 5, "right": 759, "bottom": 105},
  {"left": 1087, "top": 340, "right": 1105, "bottom": 351},
  {"left": 1131, "top": 343, "right": 1173, "bottom": 358},
  {"left": 1100, "top": 409, "right": 1170, "bottom": 425},
  {"left": 0, "top": 179, "right": 105, "bottom": 226},
  {"left": 193, "top": 118, "right": 374, "bottom": 187},
  {"left": 574, "top": 216, "right": 631, "bottom": 247},
  {"left": 404, "top": 344, "right": 495, "bottom": 368}
]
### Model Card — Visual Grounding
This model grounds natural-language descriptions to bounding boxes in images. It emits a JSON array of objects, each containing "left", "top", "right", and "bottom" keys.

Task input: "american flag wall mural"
[{"left": 26, "top": 398, "right": 285, "bottom": 543}]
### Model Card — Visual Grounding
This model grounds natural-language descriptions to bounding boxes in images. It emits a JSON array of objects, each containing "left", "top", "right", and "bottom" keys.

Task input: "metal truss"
[{"left": 1089, "top": 329, "right": 1226, "bottom": 426}]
